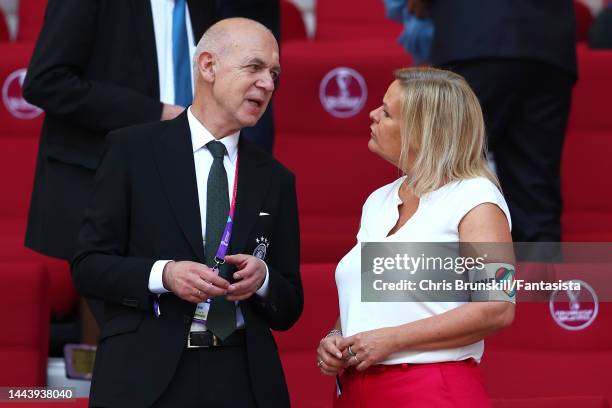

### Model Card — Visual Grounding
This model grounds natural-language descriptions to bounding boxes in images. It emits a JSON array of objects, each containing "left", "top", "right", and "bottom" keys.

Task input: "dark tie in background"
[
  {"left": 205, "top": 141, "right": 237, "bottom": 340},
  {"left": 173, "top": 0, "right": 193, "bottom": 107}
]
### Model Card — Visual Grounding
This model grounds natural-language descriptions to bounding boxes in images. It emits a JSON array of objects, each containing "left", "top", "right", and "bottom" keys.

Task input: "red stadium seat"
[
  {"left": 275, "top": 39, "right": 408, "bottom": 136},
  {"left": 482, "top": 262, "right": 612, "bottom": 402},
  {"left": 274, "top": 263, "right": 339, "bottom": 408},
  {"left": 276, "top": 132, "right": 398, "bottom": 262},
  {"left": 562, "top": 45, "right": 612, "bottom": 242},
  {"left": 281, "top": 0, "right": 307, "bottom": 42},
  {"left": 0, "top": 43, "right": 43, "bottom": 137},
  {"left": 575, "top": 1, "right": 593, "bottom": 43},
  {"left": 0, "top": 399, "right": 90, "bottom": 408},
  {"left": 0, "top": 9, "right": 10, "bottom": 41},
  {"left": 0, "top": 261, "right": 49, "bottom": 386},
  {"left": 17, "top": 0, "right": 47, "bottom": 42},
  {"left": 0, "top": 43, "right": 77, "bottom": 316},
  {"left": 0, "top": 232, "right": 77, "bottom": 317},
  {"left": 492, "top": 396, "right": 609, "bottom": 408},
  {"left": 274, "top": 39, "right": 409, "bottom": 262},
  {"left": 316, "top": 0, "right": 402, "bottom": 41}
]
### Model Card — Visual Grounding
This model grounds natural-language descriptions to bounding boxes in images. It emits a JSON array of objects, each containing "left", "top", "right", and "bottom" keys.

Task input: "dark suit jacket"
[
  {"left": 219, "top": 0, "right": 280, "bottom": 42},
  {"left": 429, "top": 0, "right": 577, "bottom": 75},
  {"left": 71, "top": 111, "right": 303, "bottom": 408},
  {"left": 23, "top": 0, "right": 214, "bottom": 260}
]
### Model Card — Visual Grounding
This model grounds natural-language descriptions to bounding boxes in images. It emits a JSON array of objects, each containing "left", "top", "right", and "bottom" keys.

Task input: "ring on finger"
[
  {"left": 317, "top": 360, "right": 324, "bottom": 368},
  {"left": 347, "top": 345, "right": 356, "bottom": 357},
  {"left": 195, "top": 289, "right": 201, "bottom": 296}
]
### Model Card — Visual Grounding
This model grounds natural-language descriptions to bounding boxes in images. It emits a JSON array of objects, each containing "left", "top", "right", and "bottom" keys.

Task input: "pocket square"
[{"left": 259, "top": 212, "right": 270, "bottom": 216}]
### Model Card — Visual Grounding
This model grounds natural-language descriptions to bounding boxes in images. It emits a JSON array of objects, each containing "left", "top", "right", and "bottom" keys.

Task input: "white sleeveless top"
[{"left": 335, "top": 176, "right": 511, "bottom": 365}]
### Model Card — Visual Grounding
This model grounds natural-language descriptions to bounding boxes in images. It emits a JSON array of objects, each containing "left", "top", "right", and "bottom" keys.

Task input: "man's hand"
[
  {"left": 161, "top": 104, "right": 185, "bottom": 121},
  {"left": 408, "top": 0, "right": 430, "bottom": 18},
  {"left": 317, "top": 334, "right": 348, "bottom": 376},
  {"left": 224, "top": 254, "right": 267, "bottom": 301},
  {"left": 162, "top": 261, "right": 230, "bottom": 303}
]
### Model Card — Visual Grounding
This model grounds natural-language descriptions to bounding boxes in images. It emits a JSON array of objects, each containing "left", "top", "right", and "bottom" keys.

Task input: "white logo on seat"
[
  {"left": 2, "top": 68, "right": 43, "bottom": 119},
  {"left": 319, "top": 67, "right": 367, "bottom": 118},
  {"left": 549, "top": 279, "right": 598, "bottom": 331}
]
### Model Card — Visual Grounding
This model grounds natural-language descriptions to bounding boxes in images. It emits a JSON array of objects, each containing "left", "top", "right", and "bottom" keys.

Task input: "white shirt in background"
[{"left": 150, "top": 0, "right": 196, "bottom": 105}]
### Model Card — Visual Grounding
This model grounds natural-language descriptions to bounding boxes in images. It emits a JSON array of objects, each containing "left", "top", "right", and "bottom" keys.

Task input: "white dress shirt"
[
  {"left": 148, "top": 107, "right": 270, "bottom": 330},
  {"left": 150, "top": 0, "right": 196, "bottom": 105}
]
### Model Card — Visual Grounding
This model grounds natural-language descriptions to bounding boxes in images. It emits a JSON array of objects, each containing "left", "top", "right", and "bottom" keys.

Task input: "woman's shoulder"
[
  {"left": 364, "top": 176, "right": 406, "bottom": 207},
  {"left": 444, "top": 177, "right": 511, "bottom": 229},
  {"left": 453, "top": 176, "right": 504, "bottom": 197}
]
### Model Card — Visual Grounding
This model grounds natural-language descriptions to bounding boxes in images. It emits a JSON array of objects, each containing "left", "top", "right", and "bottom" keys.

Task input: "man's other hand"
[
  {"left": 162, "top": 261, "right": 230, "bottom": 303},
  {"left": 224, "top": 254, "right": 267, "bottom": 301}
]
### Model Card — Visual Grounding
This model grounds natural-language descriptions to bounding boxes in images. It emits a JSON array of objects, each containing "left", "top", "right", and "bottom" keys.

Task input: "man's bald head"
[
  {"left": 190, "top": 17, "right": 280, "bottom": 137},
  {"left": 192, "top": 18, "right": 277, "bottom": 79}
]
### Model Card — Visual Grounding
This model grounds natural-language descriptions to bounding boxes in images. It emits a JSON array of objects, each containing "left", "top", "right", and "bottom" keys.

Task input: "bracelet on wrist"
[{"left": 325, "top": 329, "right": 342, "bottom": 339}]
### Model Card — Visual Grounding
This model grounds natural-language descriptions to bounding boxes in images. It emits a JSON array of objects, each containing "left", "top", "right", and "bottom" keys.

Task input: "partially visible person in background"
[
  {"left": 589, "top": 0, "right": 612, "bottom": 49},
  {"left": 23, "top": 0, "right": 216, "bottom": 342},
  {"left": 409, "top": 0, "right": 577, "bottom": 242},
  {"left": 384, "top": 0, "right": 434, "bottom": 65}
]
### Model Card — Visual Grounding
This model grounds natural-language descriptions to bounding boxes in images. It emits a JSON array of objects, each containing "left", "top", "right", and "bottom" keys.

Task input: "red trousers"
[{"left": 334, "top": 359, "right": 491, "bottom": 408}]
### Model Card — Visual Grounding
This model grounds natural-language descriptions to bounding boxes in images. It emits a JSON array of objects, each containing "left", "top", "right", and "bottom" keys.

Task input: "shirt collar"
[{"left": 187, "top": 107, "right": 239, "bottom": 163}]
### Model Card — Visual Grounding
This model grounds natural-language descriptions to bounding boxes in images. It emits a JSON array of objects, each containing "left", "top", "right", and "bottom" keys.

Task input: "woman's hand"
[
  {"left": 316, "top": 334, "right": 347, "bottom": 376},
  {"left": 337, "top": 327, "right": 398, "bottom": 371}
]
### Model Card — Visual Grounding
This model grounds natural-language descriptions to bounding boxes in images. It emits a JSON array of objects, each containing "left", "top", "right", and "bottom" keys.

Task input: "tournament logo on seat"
[
  {"left": 319, "top": 67, "right": 367, "bottom": 118},
  {"left": 549, "top": 279, "right": 599, "bottom": 331},
  {"left": 2, "top": 68, "right": 43, "bottom": 120}
]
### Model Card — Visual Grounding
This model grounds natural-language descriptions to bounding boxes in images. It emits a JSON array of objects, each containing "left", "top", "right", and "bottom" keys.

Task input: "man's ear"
[{"left": 198, "top": 51, "right": 215, "bottom": 83}]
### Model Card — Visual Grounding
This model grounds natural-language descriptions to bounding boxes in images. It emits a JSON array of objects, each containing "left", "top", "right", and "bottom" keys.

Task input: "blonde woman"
[{"left": 316, "top": 67, "right": 515, "bottom": 407}]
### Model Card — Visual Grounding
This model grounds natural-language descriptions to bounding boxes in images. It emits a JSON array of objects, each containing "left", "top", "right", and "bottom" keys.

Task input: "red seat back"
[
  {"left": 562, "top": 45, "right": 612, "bottom": 241},
  {"left": 281, "top": 0, "right": 307, "bottom": 42},
  {"left": 274, "top": 263, "right": 339, "bottom": 408},
  {"left": 316, "top": 0, "right": 402, "bottom": 41},
  {"left": 0, "top": 261, "right": 49, "bottom": 386},
  {"left": 17, "top": 0, "right": 47, "bottom": 42},
  {"left": 574, "top": 1, "right": 593, "bottom": 42},
  {"left": 0, "top": 9, "right": 10, "bottom": 41}
]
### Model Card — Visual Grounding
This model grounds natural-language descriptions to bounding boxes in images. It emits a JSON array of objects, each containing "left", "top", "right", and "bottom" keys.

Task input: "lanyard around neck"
[{"left": 212, "top": 151, "right": 239, "bottom": 270}]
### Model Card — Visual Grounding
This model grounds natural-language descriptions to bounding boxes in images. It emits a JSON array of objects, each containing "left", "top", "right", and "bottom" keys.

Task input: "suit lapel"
[
  {"left": 130, "top": 0, "right": 159, "bottom": 99},
  {"left": 231, "top": 138, "right": 272, "bottom": 255},
  {"left": 152, "top": 111, "right": 205, "bottom": 262}
]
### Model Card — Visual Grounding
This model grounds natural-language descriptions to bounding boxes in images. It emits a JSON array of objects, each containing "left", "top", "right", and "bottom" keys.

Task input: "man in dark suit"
[
  {"left": 411, "top": 0, "right": 577, "bottom": 241},
  {"left": 71, "top": 18, "right": 302, "bottom": 408},
  {"left": 24, "top": 0, "right": 215, "bottom": 263},
  {"left": 23, "top": 0, "right": 217, "bottom": 338}
]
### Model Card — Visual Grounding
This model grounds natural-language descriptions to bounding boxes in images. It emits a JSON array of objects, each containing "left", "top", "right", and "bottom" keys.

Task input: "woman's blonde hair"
[{"left": 394, "top": 67, "right": 500, "bottom": 196}]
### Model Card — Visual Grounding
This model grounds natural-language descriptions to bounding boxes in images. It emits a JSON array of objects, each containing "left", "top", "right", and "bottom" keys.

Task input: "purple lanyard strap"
[{"left": 211, "top": 152, "right": 239, "bottom": 271}]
